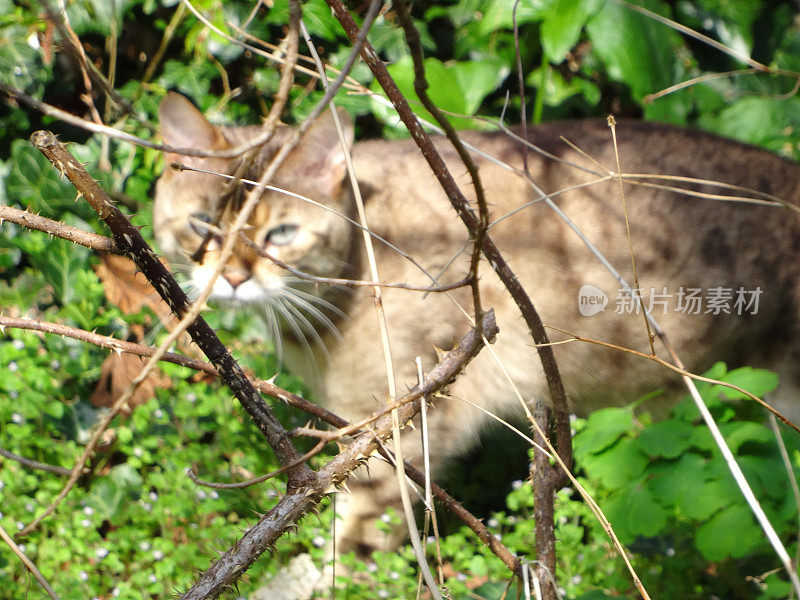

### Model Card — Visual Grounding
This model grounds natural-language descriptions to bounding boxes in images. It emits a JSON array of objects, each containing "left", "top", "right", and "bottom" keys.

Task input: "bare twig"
[
  {"left": 0, "top": 523, "right": 60, "bottom": 600},
  {"left": 0, "top": 447, "right": 80, "bottom": 477}
]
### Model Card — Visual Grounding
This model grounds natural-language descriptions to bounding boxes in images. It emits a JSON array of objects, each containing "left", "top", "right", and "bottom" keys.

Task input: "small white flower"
[
  {"left": 141, "top": 502, "right": 152, "bottom": 512},
  {"left": 380, "top": 513, "right": 392, "bottom": 524},
  {"left": 511, "top": 480, "right": 523, "bottom": 490},
  {"left": 112, "top": 586, "right": 120, "bottom": 597},
  {"left": 154, "top": 409, "right": 164, "bottom": 419},
  {"left": 456, "top": 572, "right": 467, "bottom": 582},
  {"left": 506, "top": 516, "right": 517, "bottom": 524},
  {"left": 8, "top": 390, "right": 17, "bottom": 400},
  {"left": 426, "top": 535, "right": 436, "bottom": 545},
  {"left": 666, "top": 547, "right": 675, "bottom": 557},
  {"left": 377, "top": 590, "right": 389, "bottom": 599},
  {"left": 196, "top": 490, "right": 207, "bottom": 500},
  {"left": 389, "top": 571, "right": 400, "bottom": 580},
  {"left": 95, "top": 547, "right": 109, "bottom": 559},
  {"left": 367, "top": 562, "right": 378, "bottom": 573},
  {"left": 210, "top": 490, "right": 219, "bottom": 500},
  {"left": 83, "top": 507, "right": 94, "bottom": 516},
  {"left": 81, "top": 519, "right": 91, "bottom": 528},
  {"left": 17, "top": 545, "right": 25, "bottom": 553},
  {"left": 0, "top": 480, "right": 5, "bottom": 490},
  {"left": 79, "top": 571, "right": 88, "bottom": 582},
  {"left": 487, "top": 517, "right": 499, "bottom": 528},
  {"left": 558, "top": 587, "right": 567, "bottom": 597},
  {"left": 8, "top": 362, "right": 17, "bottom": 372},
  {"left": 185, "top": 393, "right": 196, "bottom": 403},
  {"left": 12, "top": 340, "right": 25, "bottom": 350},
  {"left": 570, "top": 575, "right": 582, "bottom": 585},
  {"left": 26, "top": 33, "right": 39, "bottom": 50},
  {"left": 50, "top": 360, "right": 60, "bottom": 370},
  {"left": 133, "top": 447, "right": 143, "bottom": 458},
  {"left": 148, "top": 574, "right": 157, "bottom": 583},
  {"left": 16, "top": 521, "right": 24, "bottom": 530},
  {"left": 24, "top": 502, "right": 34, "bottom": 513},
  {"left": 494, "top": 533, "right": 502, "bottom": 541},
  {"left": 11, "top": 413, "right": 24, "bottom": 424},
  {"left": 149, "top": 491, "right": 158, "bottom": 502},
  {"left": 139, "top": 541, "right": 151, "bottom": 552},
  {"left": 312, "top": 535, "right": 326, "bottom": 548},
  {"left": 153, "top": 549, "right": 164, "bottom": 561}
]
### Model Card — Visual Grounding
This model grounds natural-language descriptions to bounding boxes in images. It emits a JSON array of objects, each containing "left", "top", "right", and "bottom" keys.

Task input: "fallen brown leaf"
[{"left": 89, "top": 351, "right": 171, "bottom": 411}]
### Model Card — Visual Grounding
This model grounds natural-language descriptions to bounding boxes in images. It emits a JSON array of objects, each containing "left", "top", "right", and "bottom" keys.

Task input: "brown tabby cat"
[{"left": 153, "top": 92, "right": 800, "bottom": 556}]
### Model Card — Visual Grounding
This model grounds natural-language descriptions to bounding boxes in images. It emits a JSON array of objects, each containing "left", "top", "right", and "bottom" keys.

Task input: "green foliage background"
[{"left": 1, "top": 0, "right": 800, "bottom": 598}]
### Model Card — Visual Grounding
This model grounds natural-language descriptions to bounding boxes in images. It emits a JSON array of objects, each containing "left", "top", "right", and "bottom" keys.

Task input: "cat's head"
[{"left": 153, "top": 93, "right": 356, "bottom": 310}]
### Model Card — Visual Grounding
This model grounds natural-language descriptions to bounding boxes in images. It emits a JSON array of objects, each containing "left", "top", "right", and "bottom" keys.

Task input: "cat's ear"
[
  {"left": 289, "top": 107, "right": 354, "bottom": 198},
  {"left": 159, "top": 93, "right": 229, "bottom": 164}
]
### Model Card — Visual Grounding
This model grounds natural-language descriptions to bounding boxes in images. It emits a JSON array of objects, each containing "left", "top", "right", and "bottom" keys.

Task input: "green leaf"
[
  {"left": 697, "top": 96, "right": 800, "bottom": 156},
  {"left": 585, "top": 0, "right": 689, "bottom": 122},
  {"left": 526, "top": 65, "right": 601, "bottom": 107},
  {"left": 476, "top": 0, "right": 554, "bottom": 36},
  {"left": 695, "top": 504, "right": 762, "bottom": 560},
  {"left": 639, "top": 419, "right": 695, "bottom": 458},
  {"left": 718, "top": 421, "right": 773, "bottom": 453},
  {"left": 573, "top": 407, "right": 634, "bottom": 458},
  {"left": 711, "top": 366, "right": 780, "bottom": 401},
  {"left": 370, "top": 56, "right": 508, "bottom": 129},
  {"left": 603, "top": 483, "right": 669, "bottom": 542},
  {"left": 581, "top": 436, "right": 647, "bottom": 488},
  {"left": 540, "top": 0, "right": 602, "bottom": 63},
  {"left": 646, "top": 453, "right": 707, "bottom": 506},
  {"left": 0, "top": 24, "right": 47, "bottom": 93}
]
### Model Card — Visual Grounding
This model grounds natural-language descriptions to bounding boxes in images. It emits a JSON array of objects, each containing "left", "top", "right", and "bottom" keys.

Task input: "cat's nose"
[{"left": 223, "top": 270, "right": 249, "bottom": 290}]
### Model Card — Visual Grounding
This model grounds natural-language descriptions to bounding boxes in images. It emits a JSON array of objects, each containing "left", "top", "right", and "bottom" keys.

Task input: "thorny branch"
[
  {"left": 181, "top": 310, "right": 499, "bottom": 600},
  {"left": 0, "top": 310, "right": 520, "bottom": 578},
  {"left": 10, "top": 21, "right": 523, "bottom": 594},
  {"left": 29, "top": 129, "right": 315, "bottom": 486}
]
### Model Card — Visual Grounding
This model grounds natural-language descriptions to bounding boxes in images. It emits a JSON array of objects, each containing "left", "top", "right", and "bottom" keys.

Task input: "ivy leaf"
[
  {"left": 0, "top": 23, "right": 47, "bottom": 93},
  {"left": 585, "top": 0, "right": 689, "bottom": 122},
  {"left": 371, "top": 55, "right": 508, "bottom": 128},
  {"left": 540, "top": 0, "right": 602, "bottom": 63}
]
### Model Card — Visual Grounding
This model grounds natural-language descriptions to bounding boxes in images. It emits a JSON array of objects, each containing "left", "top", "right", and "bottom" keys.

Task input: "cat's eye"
[
  {"left": 264, "top": 224, "right": 299, "bottom": 246},
  {"left": 189, "top": 212, "right": 212, "bottom": 237}
]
